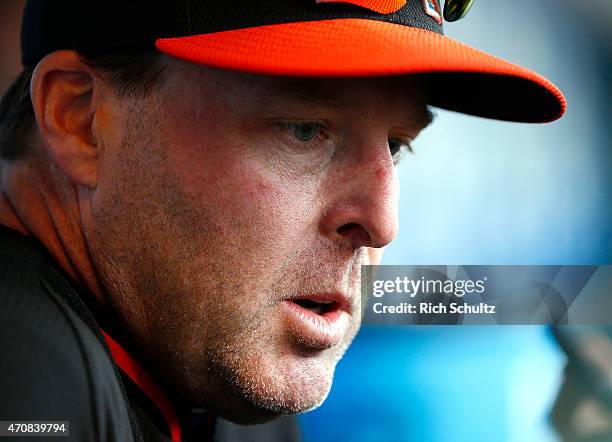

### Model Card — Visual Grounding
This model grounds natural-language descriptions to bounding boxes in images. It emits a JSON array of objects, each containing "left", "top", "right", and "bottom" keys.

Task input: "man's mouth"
[
  {"left": 291, "top": 298, "right": 337, "bottom": 315},
  {"left": 281, "top": 293, "right": 352, "bottom": 350}
]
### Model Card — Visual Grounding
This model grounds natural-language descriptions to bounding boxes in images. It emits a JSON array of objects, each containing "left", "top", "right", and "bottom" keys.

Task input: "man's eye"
[
  {"left": 285, "top": 122, "right": 322, "bottom": 142},
  {"left": 388, "top": 137, "right": 414, "bottom": 165}
]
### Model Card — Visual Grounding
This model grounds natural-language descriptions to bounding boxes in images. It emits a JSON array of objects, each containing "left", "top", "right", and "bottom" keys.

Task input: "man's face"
[{"left": 84, "top": 57, "right": 429, "bottom": 423}]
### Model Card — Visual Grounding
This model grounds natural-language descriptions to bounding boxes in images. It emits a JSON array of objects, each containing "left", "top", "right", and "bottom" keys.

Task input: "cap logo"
[
  {"left": 315, "top": 0, "right": 406, "bottom": 14},
  {"left": 422, "top": 0, "right": 442, "bottom": 23}
]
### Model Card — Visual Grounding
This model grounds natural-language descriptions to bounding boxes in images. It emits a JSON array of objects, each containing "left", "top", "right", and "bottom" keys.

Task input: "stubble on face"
[
  {"left": 85, "top": 59, "right": 425, "bottom": 423},
  {"left": 91, "top": 149, "right": 364, "bottom": 422}
]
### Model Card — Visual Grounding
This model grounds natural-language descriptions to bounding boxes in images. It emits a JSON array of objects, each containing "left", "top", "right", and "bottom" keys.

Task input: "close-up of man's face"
[
  {"left": 8, "top": 2, "right": 609, "bottom": 442},
  {"left": 81, "top": 56, "right": 430, "bottom": 424}
]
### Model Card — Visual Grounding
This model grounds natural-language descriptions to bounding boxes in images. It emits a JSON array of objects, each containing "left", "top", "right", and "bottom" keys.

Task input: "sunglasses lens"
[{"left": 443, "top": 0, "right": 475, "bottom": 22}]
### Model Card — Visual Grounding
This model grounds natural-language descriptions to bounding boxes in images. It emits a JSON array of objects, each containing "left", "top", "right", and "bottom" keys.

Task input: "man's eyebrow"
[
  {"left": 398, "top": 107, "right": 436, "bottom": 133},
  {"left": 252, "top": 80, "right": 437, "bottom": 129},
  {"left": 254, "top": 81, "right": 350, "bottom": 108},
  {"left": 420, "top": 108, "right": 436, "bottom": 130}
]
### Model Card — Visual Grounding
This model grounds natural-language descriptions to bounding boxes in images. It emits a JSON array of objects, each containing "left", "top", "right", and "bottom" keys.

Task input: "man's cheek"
[
  {"left": 240, "top": 167, "right": 319, "bottom": 230},
  {"left": 244, "top": 175, "right": 281, "bottom": 203}
]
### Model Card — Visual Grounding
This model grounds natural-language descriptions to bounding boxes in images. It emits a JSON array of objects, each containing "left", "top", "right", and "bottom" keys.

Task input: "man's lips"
[{"left": 280, "top": 292, "right": 352, "bottom": 350}]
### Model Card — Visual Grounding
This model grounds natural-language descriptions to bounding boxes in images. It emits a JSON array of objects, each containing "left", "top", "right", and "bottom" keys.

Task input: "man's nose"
[{"left": 319, "top": 143, "right": 399, "bottom": 250}]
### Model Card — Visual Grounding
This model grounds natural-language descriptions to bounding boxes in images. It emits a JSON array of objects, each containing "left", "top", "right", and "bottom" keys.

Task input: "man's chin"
[{"left": 205, "top": 359, "right": 336, "bottom": 425}]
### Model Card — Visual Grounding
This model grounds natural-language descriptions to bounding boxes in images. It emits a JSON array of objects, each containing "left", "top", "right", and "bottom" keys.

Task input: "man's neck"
[{"left": 0, "top": 158, "right": 109, "bottom": 308}]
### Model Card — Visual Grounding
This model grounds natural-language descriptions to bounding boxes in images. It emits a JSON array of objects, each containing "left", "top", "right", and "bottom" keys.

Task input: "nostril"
[
  {"left": 336, "top": 222, "right": 372, "bottom": 248},
  {"left": 337, "top": 223, "right": 359, "bottom": 235}
]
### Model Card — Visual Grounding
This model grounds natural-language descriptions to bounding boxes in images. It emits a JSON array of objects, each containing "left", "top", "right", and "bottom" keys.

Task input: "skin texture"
[{"left": 0, "top": 51, "right": 430, "bottom": 423}]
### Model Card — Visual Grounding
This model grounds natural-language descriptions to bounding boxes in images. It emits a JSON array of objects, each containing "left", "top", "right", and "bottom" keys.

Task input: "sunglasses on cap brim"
[{"left": 443, "top": 0, "right": 475, "bottom": 22}]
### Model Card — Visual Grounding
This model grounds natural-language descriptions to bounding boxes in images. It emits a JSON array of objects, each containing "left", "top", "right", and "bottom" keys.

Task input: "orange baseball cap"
[{"left": 22, "top": 0, "right": 566, "bottom": 123}]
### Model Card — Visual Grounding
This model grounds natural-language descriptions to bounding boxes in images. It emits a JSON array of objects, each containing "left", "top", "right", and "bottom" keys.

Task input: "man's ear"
[{"left": 31, "top": 50, "right": 102, "bottom": 188}]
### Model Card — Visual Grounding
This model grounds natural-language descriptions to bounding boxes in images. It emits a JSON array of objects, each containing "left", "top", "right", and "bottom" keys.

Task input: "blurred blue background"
[{"left": 300, "top": 0, "right": 611, "bottom": 441}]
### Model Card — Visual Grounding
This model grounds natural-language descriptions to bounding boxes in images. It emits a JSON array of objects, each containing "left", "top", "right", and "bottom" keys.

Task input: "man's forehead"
[
  {"left": 173, "top": 61, "right": 432, "bottom": 127},
  {"left": 253, "top": 74, "right": 427, "bottom": 102},
  {"left": 255, "top": 75, "right": 433, "bottom": 128}
]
